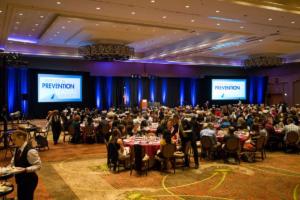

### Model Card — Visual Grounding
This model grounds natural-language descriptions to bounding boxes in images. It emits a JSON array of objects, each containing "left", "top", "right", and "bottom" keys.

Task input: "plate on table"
[{"left": 0, "top": 185, "right": 12, "bottom": 193}]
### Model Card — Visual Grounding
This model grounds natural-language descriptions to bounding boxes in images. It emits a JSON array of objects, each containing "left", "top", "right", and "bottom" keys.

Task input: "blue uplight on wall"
[
  {"left": 150, "top": 79, "right": 156, "bottom": 102},
  {"left": 257, "top": 77, "right": 264, "bottom": 104},
  {"left": 95, "top": 77, "right": 102, "bottom": 109},
  {"left": 180, "top": 79, "right": 185, "bottom": 106},
  {"left": 162, "top": 79, "right": 167, "bottom": 105},
  {"left": 249, "top": 77, "right": 255, "bottom": 104},
  {"left": 138, "top": 79, "right": 143, "bottom": 103},
  {"left": 106, "top": 77, "right": 112, "bottom": 109},
  {"left": 7, "top": 68, "right": 16, "bottom": 113},
  {"left": 190, "top": 79, "right": 196, "bottom": 107},
  {"left": 124, "top": 78, "right": 131, "bottom": 106},
  {"left": 20, "top": 68, "right": 28, "bottom": 116}
]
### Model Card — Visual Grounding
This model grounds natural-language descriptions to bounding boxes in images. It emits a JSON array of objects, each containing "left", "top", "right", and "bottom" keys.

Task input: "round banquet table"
[
  {"left": 216, "top": 132, "right": 249, "bottom": 143},
  {"left": 123, "top": 139, "right": 160, "bottom": 159}
]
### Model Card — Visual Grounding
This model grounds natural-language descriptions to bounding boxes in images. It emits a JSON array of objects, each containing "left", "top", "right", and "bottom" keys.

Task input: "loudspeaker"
[{"left": 21, "top": 94, "right": 28, "bottom": 100}]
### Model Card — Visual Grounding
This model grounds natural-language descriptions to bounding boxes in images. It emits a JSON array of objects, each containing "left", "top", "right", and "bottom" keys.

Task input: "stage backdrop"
[{"left": 5, "top": 67, "right": 267, "bottom": 118}]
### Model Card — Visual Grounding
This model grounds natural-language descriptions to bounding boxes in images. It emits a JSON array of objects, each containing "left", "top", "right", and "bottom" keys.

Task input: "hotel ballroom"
[{"left": 1, "top": 0, "right": 300, "bottom": 199}]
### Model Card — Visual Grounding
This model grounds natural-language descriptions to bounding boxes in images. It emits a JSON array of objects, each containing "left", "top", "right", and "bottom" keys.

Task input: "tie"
[{"left": 15, "top": 148, "right": 22, "bottom": 161}]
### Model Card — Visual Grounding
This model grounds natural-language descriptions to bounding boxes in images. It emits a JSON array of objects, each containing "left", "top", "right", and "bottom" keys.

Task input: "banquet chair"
[
  {"left": 155, "top": 143, "right": 176, "bottom": 173},
  {"left": 83, "top": 125, "right": 96, "bottom": 143},
  {"left": 107, "top": 142, "right": 130, "bottom": 173},
  {"left": 243, "top": 136, "right": 265, "bottom": 161},
  {"left": 200, "top": 136, "right": 217, "bottom": 160},
  {"left": 63, "top": 125, "right": 73, "bottom": 143},
  {"left": 130, "top": 144, "right": 150, "bottom": 176},
  {"left": 174, "top": 141, "right": 191, "bottom": 170},
  {"left": 223, "top": 137, "right": 241, "bottom": 164},
  {"left": 285, "top": 131, "right": 300, "bottom": 153}
]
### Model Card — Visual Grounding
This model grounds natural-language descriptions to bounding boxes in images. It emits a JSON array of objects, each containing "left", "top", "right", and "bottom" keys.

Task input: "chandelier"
[
  {"left": 244, "top": 55, "right": 284, "bottom": 67},
  {"left": 78, "top": 43, "right": 134, "bottom": 61}
]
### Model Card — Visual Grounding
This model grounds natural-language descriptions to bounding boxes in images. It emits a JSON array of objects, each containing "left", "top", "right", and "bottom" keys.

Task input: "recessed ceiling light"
[
  {"left": 216, "top": 10, "right": 220, "bottom": 13},
  {"left": 268, "top": 18, "right": 272, "bottom": 21},
  {"left": 96, "top": 7, "right": 101, "bottom": 10},
  {"left": 16, "top": 21, "right": 20, "bottom": 24},
  {"left": 191, "top": 19, "right": 195, "bottom": 22},
  {"left": 35, "top": 23, "right": 39, "bottom": 26},
  {"left": 56, "top": 1, "right": 61, "bottom": 5},
  {"left": 217, "top": 23, "right": 221, "bottom": 26},
  {"left": 14, "top": 27, "right": 18, "bottom": 30},
  {"left": 61, "top": 26, "right": 66, "bottom": 29},
  {"left": 56, "top": 31, "right": 60, "bottom": 34},
  {"left": 67, "top": 20, "right": 72, "bottom": 23},
  {"left": 19, "top": 13, "right": 23, "bottom": 16},
  {"left": 259, "top": 39, "right": 263, "bottom": 42},
  {"left": 96, "top": 23, "right": 99, "bottom": 26},
  {"left": 291, "top": 21, "right": 295, "bottom": 24},
  {"left": 240, "top": 26, "right": 244, "bottom": 29},
  {"left": 162, "top": 16, "right": 167, "bottom": 19},
  {"left": 40, "top": 15, "right": 44, "bottom": 19},
  {"left": 185, "top": 5, "right": 190, "bottom": 8},
  {"left": 0, "top": 10, "right": 3, "bottom": 14},
  {"left": 131, "top": 11, "right": 136, "bottom": 15},
  {"left": 150, "top": 0, "right": 155, "bottom": 3}
]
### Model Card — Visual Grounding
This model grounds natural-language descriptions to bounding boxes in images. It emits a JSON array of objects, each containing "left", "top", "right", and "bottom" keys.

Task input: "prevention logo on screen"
[
  {"left": 212, "top": 79, "right": 246, "bottom": 100},
  {"left": 38, "top": 74, "right": 82, "bottom": 103}
]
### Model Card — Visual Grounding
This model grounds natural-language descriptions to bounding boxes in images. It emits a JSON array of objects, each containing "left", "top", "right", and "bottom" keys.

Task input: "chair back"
[
  {"left": 134, "top": 144, "right": 144, "bottom": 171},
  {"left": 201, "top": 136, "right": 213, "bottom": 150},
  {"left": 108, "top": 142, "right": 118, "bottom": 164},
  {"left": 84, "top": 125, "right": 94, "bottom": 136},
  {"left": 255, "top": 136, "right": 265, "bottom": 151},
  {"left": 68, "top": 125, "right": 75, "bottom": 136},
  {"left": 225, "top": 137, "right": 240, "bottom": 153},
  {"left": 162, "top": 143, "right": 176, "bottom": 158},
  {"left": 286, "top": 131, "right": 299, "bottom": 144}
]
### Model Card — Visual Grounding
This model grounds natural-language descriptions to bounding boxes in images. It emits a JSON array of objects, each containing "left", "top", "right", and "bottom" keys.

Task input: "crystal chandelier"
[{"left": 79, "top": 43, "right": 134, "bottom": 61}]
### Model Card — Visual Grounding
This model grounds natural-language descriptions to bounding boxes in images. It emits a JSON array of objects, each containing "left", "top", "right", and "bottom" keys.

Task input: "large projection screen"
[
  {"left": 38, "top": 74, "right": 82, "bottom": 103},
  {"left": 211, "top": 79, "right": 247, "bottom": 100}
]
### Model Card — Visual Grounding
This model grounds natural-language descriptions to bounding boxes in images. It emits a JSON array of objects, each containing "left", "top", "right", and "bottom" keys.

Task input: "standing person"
[
  {"left": 50, "top": 110, "right": 62, "bottom": 145},
  {"left": 10, "top": 130, "right": 41, "bottom": 200},
  {"left": 0, "top": 105, "right": 9, "bottom": 147}
]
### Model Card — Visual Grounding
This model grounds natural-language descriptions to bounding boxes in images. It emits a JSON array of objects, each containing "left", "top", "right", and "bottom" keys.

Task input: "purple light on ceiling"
[{"left": 7, "top": 37, "right": 38, "bottom": 44}]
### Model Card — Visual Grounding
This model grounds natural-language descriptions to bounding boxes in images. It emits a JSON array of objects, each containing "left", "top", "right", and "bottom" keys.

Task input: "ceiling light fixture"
[
  {"left": 19, "top": 13, "right": 23, "bottom": 16},
  {"left": 96, "top": 23, "right": 99, "bottom": 26},
  {"left": 291, "top": 21, "right": 295, "bottom": 24},
  {"left": 16, "top": 21, "right": 20, "bottom": 24},
  {"left": 162, "top": 16, "right": 167, "bottom": 19},
  {"left": 56, "top": 31, "right": 60, "bottom": 34},
  {"left": 216, "top": 10, "right": 220, "bottom": 13},
  {"left": 0, "top": 10, "right": 2, "bottom": 13},
  {"left": 56, "top": 1, "right": 61, "bottom": 5},
  {"left": 96, "top": 7, "right": 101, "bottom": 10},
  {"left": 40, "top": 15, "right": 44, "bottom": 19},
  {"left": 131, "top": 11, "right": 136, "bottom": 15},
  {"left": 259, "top": 39, "right": 263, "bottom": 42},
  {"left": 191, "top": 19, "right": 195, "bottom": 22},
  {"left": 150, "top": 0, "right": 155, "bottom": 3},
  {"left": 185, "top": 5, "right": 190, "bottom": 8},
  {"left": 35, "top": 23, "right": 39, "bottom": 26},
  {"left": 67, "top": 20, "right": 72, "bottom": 23},
  {"left": 32, "top": 29, "right": 35, "bottom": 31},
  {"left": 240, "top": 26, "right": 244, "bottom": 29},
  {"left": 61, "top": 26, "right": 66, "bottom": 29},
  {"left": 217, "top": 23, "right": 221, "bottom": 26},
  {"left": 268, "top": 18, "right": 272, "bottom": 21}
]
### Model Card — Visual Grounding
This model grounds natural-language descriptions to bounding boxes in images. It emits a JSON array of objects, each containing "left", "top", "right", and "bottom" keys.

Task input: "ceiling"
[{"left": 0, "top": 0, "right": 300, "bottom": 66}]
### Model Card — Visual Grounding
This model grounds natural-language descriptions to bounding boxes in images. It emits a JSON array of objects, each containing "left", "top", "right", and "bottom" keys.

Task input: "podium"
[{"left": 140, "top": 99, "right": 148, "bottom": 110}]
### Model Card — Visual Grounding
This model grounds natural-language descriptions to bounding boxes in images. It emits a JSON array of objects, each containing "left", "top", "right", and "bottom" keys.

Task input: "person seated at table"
[
  {"left": 109, "top": 128, "right": 130, "bottom": 161},
  {"left": 200, "top": 123, "right": 218, "bottom": 145},
  {"left": 222, "top": 126, "right": 239, "bottom": 149},
  {"left": 118, "top": 124, "right": 127, "bottom": 138},
  {"left": 156, "top": 130, "right": 173, "bottom": 158},
  {"left": 71, "top": 115, "right": 81, "bottom": 144},
  {"left": 283, "top": 118, "right": 300, "bottom": 144},
  {"left": 10, "top": 130, "right": 41, "bottom": 200},
  {"left": 131, "top": 120, "right": 141, "bottom": 136},
  {"left": 220, "top": 116, "right": 231, "bottom": 129}
]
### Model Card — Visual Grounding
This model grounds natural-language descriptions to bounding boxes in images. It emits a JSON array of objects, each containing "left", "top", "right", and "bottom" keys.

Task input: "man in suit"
[{"left": 10, "top": 130, "right": 41, "bottom": 200}]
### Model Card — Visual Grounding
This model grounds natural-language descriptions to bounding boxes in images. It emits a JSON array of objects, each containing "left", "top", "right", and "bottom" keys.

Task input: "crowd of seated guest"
[{"left": 44, "top": 103, "right": 300, "bottom": 166}]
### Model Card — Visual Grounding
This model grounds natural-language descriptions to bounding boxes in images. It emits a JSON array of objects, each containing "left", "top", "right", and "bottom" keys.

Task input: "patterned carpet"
[{"left": 0, "top": 120, "right": 300, "bottom": 200}]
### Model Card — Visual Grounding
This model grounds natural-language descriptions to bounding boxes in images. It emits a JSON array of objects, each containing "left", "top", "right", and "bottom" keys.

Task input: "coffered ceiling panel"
[{"left": 0, "top": 0, "right": 299, "bottom": 66}]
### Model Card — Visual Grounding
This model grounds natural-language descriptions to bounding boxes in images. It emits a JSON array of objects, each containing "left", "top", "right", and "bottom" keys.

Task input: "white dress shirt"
[{"left": 11, "top": 141, "right": 42, "bottom": 173}]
